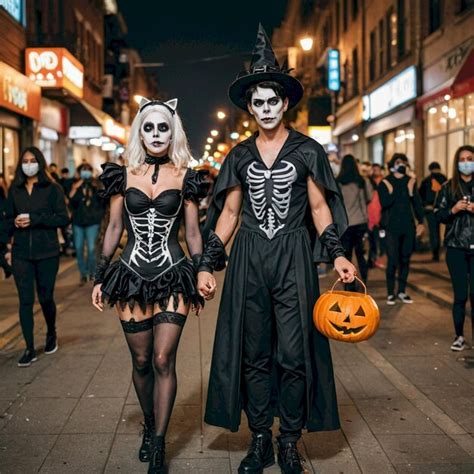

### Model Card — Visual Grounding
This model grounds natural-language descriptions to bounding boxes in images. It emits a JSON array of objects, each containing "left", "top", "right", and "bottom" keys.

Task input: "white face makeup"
[
  {"left": 248, "top": 87, "right": 288, "bottom": 130},
  {"left": 140, "top": 110, "right": 172, "bottom": 156}
]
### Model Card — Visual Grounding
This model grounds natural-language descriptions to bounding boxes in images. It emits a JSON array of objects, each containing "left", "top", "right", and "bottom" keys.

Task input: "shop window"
[
  {"left": 448, "top": 98, "right": 465, "bottom": 130},
  {"left": 427, "top": 104, "right": 448, "bottom": 136},
  {"left": 343, "top": 0, "right": 348, "bottom": 31},
  {"left": 387, "top": 8, "right": 398, "bottom": 68},
  {"left": 397, "top": 0, "right": 405, "bottom": 59},
  {"left": 3, "top": 128, "right": 19, "bottom": 182},
  {"left": 378, "top": 19, "right": 384, "bottom": 76},
  {"left": 426, "top": 135, "right": 447, "bottom": 175},
  {"left": 352, "top": 0, "right": 358, "bottom": 19},
  {"left": 447, "top": 131, "right": 465, "bottom": 177},
  {"left": 459, "top": 0, "right": 474, "bottom": 13},
  {"left": 352, "top": 48, "right": 359, "bottom": 96},
  {"left": 369, "top": 30, "right": 376, "bottom": 82},
  {"left": 384, "top": 131, "right": 395, "bottom": 164},
  {"left": 370, "top": 136, "right": 384, "bottom": 165},
  {"left": 466, "top": 94, "right": 474, "bottom": 126}
]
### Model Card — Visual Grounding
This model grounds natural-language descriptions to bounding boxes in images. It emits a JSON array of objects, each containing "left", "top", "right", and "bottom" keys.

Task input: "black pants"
[
  {"left": 385, "top": 230, "right": 415, "bottom": 296},
  {"left": 341, "top": 223, "right": 368, "bottom": 290},
  {"left": 446, "top": 247, "right": 474, "bottom": 337},
  {"left": 242, "top": 234, "right": 306, "bottom": 443},
  {"left": 368, "top": 226, "right": 386, "bottom": 263},
  {"left": 12, "top": 256, "right": 59, "bottom": 349},
  {"left": 426, "top": 211, "right": 441, "bottom": 259}
]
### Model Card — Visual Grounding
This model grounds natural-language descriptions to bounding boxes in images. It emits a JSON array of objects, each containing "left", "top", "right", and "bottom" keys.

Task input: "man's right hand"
[{"left": 452, "top": 199, "right": 469, "bottom": 214}]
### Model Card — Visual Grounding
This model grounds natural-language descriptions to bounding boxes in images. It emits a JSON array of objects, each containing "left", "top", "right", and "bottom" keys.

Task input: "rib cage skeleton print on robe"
[{"left": 246, "top": 160, "right": 298, "bottom": 239}]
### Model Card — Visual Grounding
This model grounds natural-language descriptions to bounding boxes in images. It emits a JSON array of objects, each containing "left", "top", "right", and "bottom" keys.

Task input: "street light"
[
  {"left": 210, "top": 130, "right": 219, "bottom": 137},
  {"left": 217, "top": 111, "right": 226, "bottom": 120},
  {"left": 299, "top": 36, "right": 313, "bottom": 52},
  {"left": 205, "top": 144, "right": 211, "bottom": 150},
  {"left": 230, "top": 132, "right": 239, "bottom": 140},
  {"left": 242, "top": 121, "right": 249, "bottom": 128}
]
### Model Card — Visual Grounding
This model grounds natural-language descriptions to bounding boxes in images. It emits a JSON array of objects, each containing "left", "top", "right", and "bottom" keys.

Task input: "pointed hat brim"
[{"left": 228, "top": 72, "right": 304, "bottom": 111}]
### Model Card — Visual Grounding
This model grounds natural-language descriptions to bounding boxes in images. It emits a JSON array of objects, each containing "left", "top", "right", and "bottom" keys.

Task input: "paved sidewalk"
[{"left": 0, "top": 264, "right": 473, "bottom": 473}]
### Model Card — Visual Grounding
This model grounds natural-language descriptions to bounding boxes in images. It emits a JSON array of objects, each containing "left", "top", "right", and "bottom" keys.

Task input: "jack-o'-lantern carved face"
[{"left": 313, "top": 290, "right": 380, "bottom": 343}]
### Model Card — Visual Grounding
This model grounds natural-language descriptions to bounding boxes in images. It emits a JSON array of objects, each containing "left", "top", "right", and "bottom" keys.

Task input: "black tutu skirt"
[{"left": 100, "top": 258, "right": 204, "bottom": 312}]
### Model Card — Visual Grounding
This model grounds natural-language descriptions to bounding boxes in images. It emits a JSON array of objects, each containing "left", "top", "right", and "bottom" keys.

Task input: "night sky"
[{"left": 117, "top": 0, "right": 288, "bottom": 155}]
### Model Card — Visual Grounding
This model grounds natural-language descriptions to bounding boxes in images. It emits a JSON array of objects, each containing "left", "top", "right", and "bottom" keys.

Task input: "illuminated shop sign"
[
  {"left": 0, "top": 61, "right": 41, "bottom": 120},
  {"left": 104, "top": 118, "right": 127, "bottom": 144},
  {"left": 26, "top": 48, "right": 84, "bottom": 98},
  {"left": 327, "top": 49, "right": 340, "bottom": 92},
  {"left": 0, "top": 0, "right": 24, "bottom": 24},
  {"left": 363, "top": 66, "right": 417, "bottom": 119}
]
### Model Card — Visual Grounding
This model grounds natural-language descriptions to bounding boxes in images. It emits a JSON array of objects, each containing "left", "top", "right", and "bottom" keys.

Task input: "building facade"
[{"left": 275, "top": 0, "right": 474, "bottom": 178}]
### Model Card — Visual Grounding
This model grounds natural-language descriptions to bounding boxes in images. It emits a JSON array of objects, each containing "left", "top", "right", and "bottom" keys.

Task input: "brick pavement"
[{"left": 0, "top": 263, "right": 473, "bottom": 473}]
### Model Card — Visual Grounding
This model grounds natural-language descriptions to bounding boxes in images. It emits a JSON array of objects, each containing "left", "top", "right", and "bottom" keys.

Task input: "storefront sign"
[
  {"left": 104, "top": 118, "right": 127, "bottom": 144},
  {"left": 40, "top": 98, "right": 68, "bottom": 135},
  {"left": 0, "top": 61, "right": 41, "bottom": 120},
  {"left": 364, "top": 66, "right": 417, "bottom": 119},
  {"left": 308, "top": 126, "right": 332, "bottom": 145},
  {"left": 69, "top": 126, "right": 102, "bottom": 140},
  {"left": 0, "top": 0, "right": 23, "bottom": 23},
  {"left": 327, "top": 49, "right": 340, "bottom": 92},
  {"left": 26, "top": 48, "right": 84, "bottom": 98}
]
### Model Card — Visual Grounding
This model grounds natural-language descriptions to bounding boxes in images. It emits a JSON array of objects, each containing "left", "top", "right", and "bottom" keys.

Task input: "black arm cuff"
[
  {"left": 199, "top": 232, "right": 226, "bottom": 273},
  {"left": 93, "top": 254, "right": 111, "bottom": 285},
  {"left": 319, "top": 223, "right": 346, "bottom": 262},
  {"left": 191, "top": 253, "right": 213, "bottom": 274}
]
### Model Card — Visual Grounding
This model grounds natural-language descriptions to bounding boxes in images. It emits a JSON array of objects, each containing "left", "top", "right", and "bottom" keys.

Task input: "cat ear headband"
[{"left": 139, "top": 98, "right": 178, "bottom": 115}]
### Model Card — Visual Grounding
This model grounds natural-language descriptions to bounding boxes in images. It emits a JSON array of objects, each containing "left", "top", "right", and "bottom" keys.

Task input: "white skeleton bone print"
[
  {"left": 127, "top": 208, "right": 174, "bottom": 267},
  {"left": 246, "top": 160, "right": 297, "bottom": 239}
]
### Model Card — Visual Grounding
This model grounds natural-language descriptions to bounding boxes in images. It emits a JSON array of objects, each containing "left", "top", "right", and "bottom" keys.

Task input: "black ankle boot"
[
  {"left": 148, "top": 435, "right": 166, "bottom": 474},
  {"left": 238, "top": 431, "right": 274, "bottom": 473},
  {"left": 139, "top": 415, "right": 155, "bottom": 462},
  {"left": 277, "top": 440, "right": 306, "bottom": 474}
]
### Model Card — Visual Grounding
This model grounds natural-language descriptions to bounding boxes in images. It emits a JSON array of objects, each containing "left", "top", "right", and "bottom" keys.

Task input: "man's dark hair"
[
  {"left": 372, "top": 163, "right": 382, "bottom": 169},
  {"left": 61, "top": 167, "right": 69, "bottom": 174},
  {"left": 387, "top": 153, "right": 408, "bottom": 170},
  {"left": 428, "top": 161, "right": 441, "bottom": 171},
  {"left": 49, "top": 162, "right": 58, "bottom": 169},
  {"left": 245, "top": 81, "right": 288, "bottom": 105}
]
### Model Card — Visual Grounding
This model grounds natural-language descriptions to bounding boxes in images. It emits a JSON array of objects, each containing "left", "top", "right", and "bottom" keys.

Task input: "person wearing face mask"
[
  {"left": 434, "top": 145, "right": 474, "bottom": 351},
  {"left": 69, "top": 163, "right": 106, "bottom": 285},
  {"left": 201, "top": 25, "right": 355, "bottom": 474},
  {"left": 0, "top": 147, "right": 69, "bottom": 367},
  {"left": 378, "top": 153, "right": 425, "bottom": 305},
  {"left": 419, "top": 162, "right": 447, "bottom": 261},
  {"left": 90, "top": 98, "right": 214, "bottom": 473}
]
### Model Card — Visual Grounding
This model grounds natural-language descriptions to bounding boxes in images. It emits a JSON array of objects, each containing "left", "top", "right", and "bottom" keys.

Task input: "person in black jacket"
[
  {"left": 378, "top": 153, "right": 425, "bottom": 305},
  {"left": 69, "top": 163, "right": 106, "bottom": 285},
  {"left": 1, "top": 147, "right": 69, "bottom": 367},
  {"left": 434, "top": 145, "right": 474, "bottom": 351},
  {"left": 419, "top": 162, "right": 447, "bottom": 261}
]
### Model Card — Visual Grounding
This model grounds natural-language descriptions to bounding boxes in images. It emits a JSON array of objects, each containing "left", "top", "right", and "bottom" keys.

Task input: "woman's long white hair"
[{"left": 125, "top": 101, "right": 193, "bottom": 171}]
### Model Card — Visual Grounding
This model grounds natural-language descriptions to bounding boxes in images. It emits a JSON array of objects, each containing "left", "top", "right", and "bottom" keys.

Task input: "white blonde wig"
[{"left": 124, "top": 101, "right": 193, "bottom": 171}]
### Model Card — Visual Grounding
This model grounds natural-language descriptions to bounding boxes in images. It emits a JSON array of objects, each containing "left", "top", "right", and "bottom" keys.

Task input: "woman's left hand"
[
  {"left": 197, "top": 271, "right": 217, "bottom": 300},
  {"left": 334, "top": 256, "right": 357, "bottom": 283}
]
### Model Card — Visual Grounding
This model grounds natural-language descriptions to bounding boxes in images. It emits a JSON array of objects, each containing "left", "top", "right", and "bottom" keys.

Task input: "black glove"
[
  {"left": 93, "top": 253, "right": 111, "bottom": 285},
  {"left": 199, "top": 232, "right": 226, "bottom": 273},
  {"left": 319, "top": 223, "right": 345, "bottom": 262}
]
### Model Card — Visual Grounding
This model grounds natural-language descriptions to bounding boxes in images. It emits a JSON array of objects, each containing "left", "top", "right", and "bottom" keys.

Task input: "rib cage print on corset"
[
  {"left": 127, "top": 208, "right": 174, "bottom": 267},
  {"left": 246, "top": 160, "right": 297, "bottom": 239}
]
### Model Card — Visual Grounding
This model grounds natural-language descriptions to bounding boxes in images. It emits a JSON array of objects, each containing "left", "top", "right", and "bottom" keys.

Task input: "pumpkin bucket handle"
[{"left": 330, "top": 276, "right": 367, "bottom": 295}]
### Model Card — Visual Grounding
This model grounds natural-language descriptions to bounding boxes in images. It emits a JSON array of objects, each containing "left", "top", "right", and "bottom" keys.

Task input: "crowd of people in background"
[{"left": 0, "top": 143, "right": 472, "bottom": 367}]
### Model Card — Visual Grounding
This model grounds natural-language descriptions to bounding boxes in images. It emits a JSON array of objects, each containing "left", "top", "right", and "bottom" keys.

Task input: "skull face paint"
[
  {"left": 248, "top": 87, "right": 288, "bottom": 130},
  {"left": 140, "top": 110, "right": 172, "bottom": 156}
]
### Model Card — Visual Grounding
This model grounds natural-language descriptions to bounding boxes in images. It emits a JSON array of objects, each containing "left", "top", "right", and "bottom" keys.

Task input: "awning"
[
  {"left": 70, "top": 99, "right": 128, "bottom": 144},
  {"left": 332, "top": 100, "right": 363, "bottom": 136},
  {"left": 417, "top": 48, "right": 474, "bottom": 110},
  {"left": 364, "top": 105, "right": 415, "bottom": 138}
]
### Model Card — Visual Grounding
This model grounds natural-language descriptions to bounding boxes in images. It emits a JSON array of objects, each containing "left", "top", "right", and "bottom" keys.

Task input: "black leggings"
[
  {"left": 446, "top": 248, "right": 474, "bottom": 337},
  {"left": 121, "top": 311, "right": 186, "bottom": 437},
  {"left": 385, "top": 230, "right": 415, "bottom": 295},
  {"left": 341, "top": 223, "right": 369, "bottom": 290},
  {"left": 12, "top": 256, "right": 59, "bottom": 349}
]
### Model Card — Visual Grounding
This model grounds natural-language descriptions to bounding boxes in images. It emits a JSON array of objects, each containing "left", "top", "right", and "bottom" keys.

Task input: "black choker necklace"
[{"left": 145, "top": 155, "right": 170, "bottom": 184}]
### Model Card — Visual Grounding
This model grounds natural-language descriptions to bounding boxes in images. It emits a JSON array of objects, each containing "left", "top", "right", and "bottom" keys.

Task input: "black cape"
[{"left": 203, "top": 130, "right": 348, "bottom": 432}]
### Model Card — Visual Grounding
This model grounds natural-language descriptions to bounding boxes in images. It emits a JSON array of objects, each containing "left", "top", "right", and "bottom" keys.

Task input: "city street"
[{"left": 0, "top": 259, "right": 473, "bottom": 473}]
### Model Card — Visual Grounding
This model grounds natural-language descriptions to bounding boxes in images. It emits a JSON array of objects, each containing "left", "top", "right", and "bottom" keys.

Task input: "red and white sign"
[{"left": 26, "top": 48, "right": 84, "bottom": 98}]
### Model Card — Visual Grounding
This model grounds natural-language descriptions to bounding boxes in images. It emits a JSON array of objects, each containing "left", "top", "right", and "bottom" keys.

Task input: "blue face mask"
[
  {"left": 80, "top": 170, "right": 92, "bottom": 180},
  {"left": 458, "top": 161, "right": 474, "bottom": 176}
]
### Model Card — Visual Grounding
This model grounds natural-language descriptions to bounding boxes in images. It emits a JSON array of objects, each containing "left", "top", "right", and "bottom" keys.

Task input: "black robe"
[{"left": 204, "top": 129, "right": 348, "bottom": 432}]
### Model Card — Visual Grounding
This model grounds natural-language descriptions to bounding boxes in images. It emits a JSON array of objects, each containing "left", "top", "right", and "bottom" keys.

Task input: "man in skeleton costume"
[
  {"left": 91, "top": 98, "right": 213, "bottom": 473},
  {"left": 199, "top": 25, "right": 356, "bottom": 474}
]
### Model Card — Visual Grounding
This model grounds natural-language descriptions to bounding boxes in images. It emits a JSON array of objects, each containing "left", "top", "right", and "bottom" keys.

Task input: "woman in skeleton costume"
[{"left": 91, "top": 98, "right": 214, "bottom": 473}]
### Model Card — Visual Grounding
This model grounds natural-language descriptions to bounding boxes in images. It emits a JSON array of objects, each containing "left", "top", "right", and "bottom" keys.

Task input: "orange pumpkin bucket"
[{"left": 313, "top": 277, "right": 380, "bottom": 343}]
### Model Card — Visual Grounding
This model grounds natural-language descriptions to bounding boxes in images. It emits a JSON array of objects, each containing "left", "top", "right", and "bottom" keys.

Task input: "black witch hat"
[{"left": 228, "top": 23, "right": 304, "bottom": 111}]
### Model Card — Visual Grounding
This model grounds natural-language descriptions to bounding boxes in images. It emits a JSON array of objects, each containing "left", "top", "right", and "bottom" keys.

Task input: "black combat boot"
[
  {"left": 148, "top": 435, "right": 166, "bottom": 473},
  {"left": 139, "top": 414, "right": 155, "bottom": 462},
  {"left": 238, "top": 431, "right": 274, "bottom": 473},
  {"left": 277, "top": 440, "right": 306, "bottom": 474}
]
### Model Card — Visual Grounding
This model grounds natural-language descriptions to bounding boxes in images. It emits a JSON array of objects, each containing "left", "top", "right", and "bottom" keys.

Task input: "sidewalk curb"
[
  {"left": 411, "top": 264, "right": 451, "bottom": 283},
  {"left": 406, "top": 280, "right": 451, "bottom": 309},
  {"left": 0, "top": 259, "right": 77, "bottom": 345}
]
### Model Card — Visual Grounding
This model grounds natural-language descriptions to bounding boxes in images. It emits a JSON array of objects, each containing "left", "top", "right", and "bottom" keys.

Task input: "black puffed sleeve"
[
  {"left": 183, "top": 169, "right": 210, "bottom": 202},
  {"left": 98, "top": 162, "right": 126, "bottom": 198}
]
